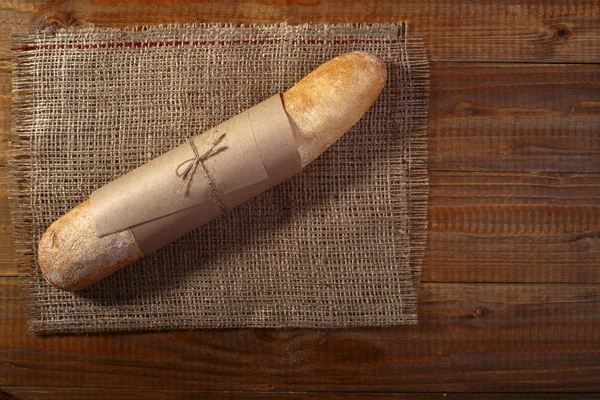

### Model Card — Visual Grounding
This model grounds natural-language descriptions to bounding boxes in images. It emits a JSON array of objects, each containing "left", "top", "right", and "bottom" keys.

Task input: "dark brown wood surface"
[{"left": 0, "top": 1, "right": 599, "bottom": 399}]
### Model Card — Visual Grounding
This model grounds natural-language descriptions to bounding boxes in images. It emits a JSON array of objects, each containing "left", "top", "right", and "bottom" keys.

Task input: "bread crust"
[
  {"left": 283, "top": 51, "right": 387, "bottom": 165},
  {"left": 38, "top": 200, "right": 143, "bottom": 291}
]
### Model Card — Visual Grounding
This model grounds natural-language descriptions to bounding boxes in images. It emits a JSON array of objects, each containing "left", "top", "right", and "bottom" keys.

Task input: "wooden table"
[{"left": 1, "top": 1, "right": 599, "bottom": 398}]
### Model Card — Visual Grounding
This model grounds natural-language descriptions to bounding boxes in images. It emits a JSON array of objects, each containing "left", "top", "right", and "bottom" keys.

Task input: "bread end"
[{"left": 38, "top": 200, "right": 144, "bottom": 291}]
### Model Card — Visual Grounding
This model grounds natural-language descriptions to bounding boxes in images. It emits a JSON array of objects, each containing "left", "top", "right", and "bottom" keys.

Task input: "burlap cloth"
[{"left": 10, "top": 23, "right": 429, "bottom": 334}]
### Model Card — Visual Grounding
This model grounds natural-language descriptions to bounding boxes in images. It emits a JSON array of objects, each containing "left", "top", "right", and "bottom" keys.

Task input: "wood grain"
[
  {"left": 429, "top": 62, "right": 600, "bottom": 173},
  {"left": 5, "top": 389, "right": 600, "bottom": 400},
  {"left": 0, "top": 0, "right": 599, "bottom": 398},
  {"left": 0, "top": 0, "right": 599, "bottom": 62},
  {"left": 0, "top": 390, "right": 17, "bottom": 400},
  {"left": 426, "top": 172, "right": 600, "bottom": 283},
  {"left": 0, "top": 58, "right": 14, "bottom": 277},
  {"left": 1, "top": 277, "right": 599, "bottom": 392}
]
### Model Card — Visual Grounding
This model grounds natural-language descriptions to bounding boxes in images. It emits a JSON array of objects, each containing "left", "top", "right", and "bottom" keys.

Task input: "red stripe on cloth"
[{"left": 12, "top": 38, "right": 399, "bottom": 51}]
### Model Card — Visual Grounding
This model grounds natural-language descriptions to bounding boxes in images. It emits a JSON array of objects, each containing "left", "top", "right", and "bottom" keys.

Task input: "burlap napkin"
[{"left": 10, "top": 23, "right": 429, "bottom": 334}]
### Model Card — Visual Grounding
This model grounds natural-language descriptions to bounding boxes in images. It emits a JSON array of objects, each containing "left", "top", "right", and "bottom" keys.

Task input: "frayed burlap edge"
[{"left": 10, "top": 27, "right": 40, "bottom": 331}]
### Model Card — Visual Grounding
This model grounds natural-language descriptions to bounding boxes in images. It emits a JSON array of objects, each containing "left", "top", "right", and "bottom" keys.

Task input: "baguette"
[{"left": 38, "top": 51, "right": 387, "bottom": 291}]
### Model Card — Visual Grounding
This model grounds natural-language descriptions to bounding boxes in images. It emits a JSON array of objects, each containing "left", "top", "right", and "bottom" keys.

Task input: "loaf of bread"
[{"left": 38, "top": 51, "right": 387, "bottom": 291}]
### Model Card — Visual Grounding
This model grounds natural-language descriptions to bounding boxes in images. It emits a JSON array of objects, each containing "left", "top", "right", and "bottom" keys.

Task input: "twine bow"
[{"left": 176, "top": 130, "right": 228, "bottom": 213}]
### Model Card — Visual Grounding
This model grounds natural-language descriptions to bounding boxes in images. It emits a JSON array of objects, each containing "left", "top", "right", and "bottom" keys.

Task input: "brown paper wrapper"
[{"left": 90, "top": 94, "right": 302, "bottom": 254}]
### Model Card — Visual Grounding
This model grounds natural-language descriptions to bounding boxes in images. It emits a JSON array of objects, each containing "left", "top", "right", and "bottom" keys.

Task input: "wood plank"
[
  {"left": 429, "top": 62, "right": 600, "bottom": 173},
  {"left": 0, "top": 58, "right": 15, "bottom": 276},
  {"left": 5, "top": 388, "right": 600, "bottom": 400},
  {"left": 0, "top": 198, "right": 14, "bottom": 276},
  {"left": 0, "top": 56, "right": 15, "bottom": 276},
  {"left": 0, "top": 390, "right": 16, "bottom": 400},
  {"left": 426, "top": 172, "right": 600, "bottom": 283},
  {"left": 1, "top": 277, "right": 599, "bottom": 392},
  {"left": 0, "top": 1, "right": 599, "bottom": 62}
]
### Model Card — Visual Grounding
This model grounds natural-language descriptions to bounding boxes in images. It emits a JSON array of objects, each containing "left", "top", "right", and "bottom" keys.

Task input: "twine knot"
[{"left": 176, "top": 130, "right": 228, "bottom": 213}]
